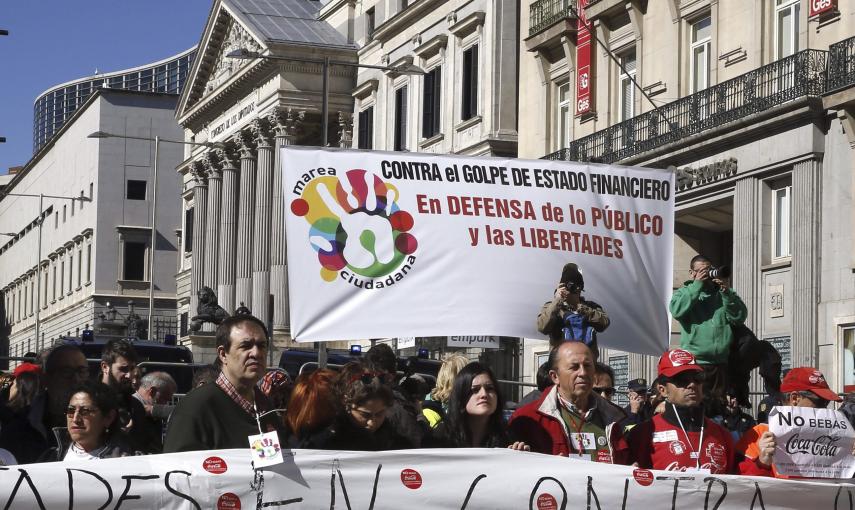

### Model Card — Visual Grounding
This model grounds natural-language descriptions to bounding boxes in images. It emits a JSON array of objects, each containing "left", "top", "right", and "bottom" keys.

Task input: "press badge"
[
  {"left": 570, "top": 432, "right": 596, "bottom": 451},
  {"left": 248, "top": 431, "right": 284, "bottom": 468},
  {"left": 652, "top": 430, "right": 679, "bottom": 443}
]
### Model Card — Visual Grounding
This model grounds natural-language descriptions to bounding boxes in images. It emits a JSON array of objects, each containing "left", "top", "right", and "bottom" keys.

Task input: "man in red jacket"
[
  {"left": 613, "top": 349, "right": 736, "bottom": 474},
  {"left": 508, "top": 342, "right": 626, "bottom": 461}
]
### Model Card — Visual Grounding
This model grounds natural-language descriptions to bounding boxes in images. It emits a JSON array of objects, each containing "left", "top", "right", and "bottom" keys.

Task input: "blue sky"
[{"left": 0, "top": 1, "right": 211, "bottom": 174}]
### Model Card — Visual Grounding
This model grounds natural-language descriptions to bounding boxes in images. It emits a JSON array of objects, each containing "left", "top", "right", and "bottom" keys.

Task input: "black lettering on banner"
[
  {"left": 528, "top": 477, "right": 567, "bottom": 510},
  {"left": 834, "top": 485, "right": 855, "bottom": 510},
  {"left": 262, "top": 498, "right": 304, "bottom": 507},
  {"left": 671, "top": 480, "right": 679, "bottom": 510},
  {"left": 334, "top": 464, "right": 382, "bottom": 510},
  {"left": 586, "top": 476, "right": 601, "bottom": 510},
  {"left": 67, "top": 468, "right": 114, "bottom": 510},
  {"left": 702, "top": 477, "right": 727, "bottom": 510},
  {"left": 114, "top": 474, "right": 159, "bottom": 509},
  {"left": 459, "top": 474, "right": 487, "bottom": 510},
  {"left": 750, "top": 481, "right": 766, "bottom": 510},
  {"left": 3, "top": 469, "right": 45, "bottom": 510},
  {"left": 620, "top": 479, "right": 629, "bottom": 510},
  {"left": 253, "top": 466, "right": 265, "bottom": 510},
  {"left": 164, "top": 470, "right": 200, "bottom": 510}
]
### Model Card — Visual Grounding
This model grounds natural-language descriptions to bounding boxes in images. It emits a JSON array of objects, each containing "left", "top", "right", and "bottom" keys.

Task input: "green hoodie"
[{"left": 669, "top": 280, "right": 748, "bottom": 365}]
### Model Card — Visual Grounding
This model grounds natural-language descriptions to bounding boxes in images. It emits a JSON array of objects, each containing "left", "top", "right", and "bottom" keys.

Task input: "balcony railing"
[
  {"left": 544, "top": 49, "right": 828, "bottom": 163},
  {"left": 529, "top": 0, "right": 577, "bottom": 36},
  {"left": 827, "top": 36, "right": 855, "bottom": 94}
]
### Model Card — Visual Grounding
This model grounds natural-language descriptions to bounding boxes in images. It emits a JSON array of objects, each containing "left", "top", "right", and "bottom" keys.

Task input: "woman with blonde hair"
[{"left": 423, "top": 353, "right": 469, "bottom": 428}]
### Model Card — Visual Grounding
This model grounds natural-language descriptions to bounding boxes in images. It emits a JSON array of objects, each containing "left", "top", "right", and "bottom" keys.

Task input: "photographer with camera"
[
  {"left": 536, "top": 263, "right": 609, "bottom": 360},
  {"left": 669, "top": 255, "right": 747, "bottom": 415}
]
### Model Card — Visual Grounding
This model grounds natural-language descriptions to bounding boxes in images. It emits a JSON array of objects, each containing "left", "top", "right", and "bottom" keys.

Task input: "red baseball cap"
[
  {"left": 780, "top": 367, "right": 841, "bottom": 402},
  {"left": 658, "top": 349, "right": 703, "bottom": 378},
  {"left": 12, "top": 362, "right": 41, "bottom": 378}
]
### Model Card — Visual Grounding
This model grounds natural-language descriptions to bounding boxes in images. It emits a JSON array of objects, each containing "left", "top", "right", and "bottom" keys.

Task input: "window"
[
  {"left": 52, "top": 265, "right": 57, "bottom": 301},
  {"left": 184, "top": 207, "right": 194, "bottom": 254},
  {"left": 358, "top": 106, "right": 374, "bottom": 149},
  {"left": 63, "top": 205, "right": 67, "bottom": 223},
  {"left": 123, "top": 242, "right": 147, "bottom": 281},
  {"left": 86, "top": 244, "right": 92, "bottom": 283},
  {"left": 59, "top": 261, "right": 65, "bottom": 299},
  {"left": 126, "top": 180, "right": 147, "bottom": 200},
  {"left": 394, "top": 86, "right": 408, "bottom": 151},
  {"left": 366, "top": 8, "right": 375, "bottom": 40},
  {"left": 461, "top": 45, "right": 479, "bottom": 121},
  {"left": 68, "top": 253, "right": 74, "bottom": 293},
  {"left": 775, "top": 0, "right": 800, "bottom": 59},
  {"left": 619, "top": 49, "right": 637, "bottom": 121},
  {"left": 42, "top": 269, "right": 48, "bottom": 307},
  {"left": 844, "top": 327, "right": 855, "bottom": 392},
  {"left": 422, "top": 67, "right": 442, "bottom": 138},
  {"left": 77, "top": 248, "right": 82, "bottom": 288},
  {"left": 772, "top": 185, "right": 791, "bottom": 259},
  {"left": 690, "top": 17, "right": 711, "bottom": 93},
  {"left": 557, "top": 83, "right": 571, "bottom": 150}
]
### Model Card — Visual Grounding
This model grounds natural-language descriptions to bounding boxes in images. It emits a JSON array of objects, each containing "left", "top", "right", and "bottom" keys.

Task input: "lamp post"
[
  {"left": 226, "top": 48, "right": 426, "bottom": 147},
  {"left": 87, "top": 131, "right": 220, "bottom": 341},
  {"left": 0, "top": 191, "right": 90, "bottom": 349}
]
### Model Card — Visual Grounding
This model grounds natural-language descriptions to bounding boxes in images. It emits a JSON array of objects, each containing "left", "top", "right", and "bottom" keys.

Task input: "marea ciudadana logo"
[{"left": 291, "top": 168, "right": 418, "bottom": 289}]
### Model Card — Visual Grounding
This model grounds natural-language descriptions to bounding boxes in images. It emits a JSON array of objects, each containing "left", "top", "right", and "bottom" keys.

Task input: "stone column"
[
  {"left": 235, "top": 131, "right": 257, "bottom": 313},
  {"left": 217, "top": 148, "right": 239, "bottom": 314},
  {"left": 189, "top": 162, "right": 208, "bottom": 323},
  {"left": 271, "top": 108, "right": 302, "bottom": 336},
  {"left": 791, "top": 158, "right": 821, "bottom": 367},
  {"left": 732, "top": 177, "right": 759, "bottom": 329},
  {"left": 203, "top": 153, "right": 222, "bottom": 292},
  {"left": 252, "top": 119, "right": 274, "bottom": 327}
]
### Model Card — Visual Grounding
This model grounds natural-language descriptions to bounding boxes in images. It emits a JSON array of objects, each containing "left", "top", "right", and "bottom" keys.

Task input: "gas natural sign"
[{"left": 809, "top": 0, "right": 837, "bottom": 17}]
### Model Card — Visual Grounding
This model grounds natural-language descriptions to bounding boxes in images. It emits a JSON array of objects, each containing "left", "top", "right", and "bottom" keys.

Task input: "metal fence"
[
  {"left": 827, "top": 35, "right": 855, "bottom": 94},
  {"left": 544, "top": 49, "right": 829, "bottom": 163},
  {"left": 529, "top": 0, "right": 576, "bottom": 36}
]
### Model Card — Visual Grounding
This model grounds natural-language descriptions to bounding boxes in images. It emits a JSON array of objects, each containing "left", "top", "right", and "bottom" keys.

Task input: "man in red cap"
[
  {"left": 613, "top": 349, "right": 736, "bottom": 474},
  {"left": 736, "top": 367, "right": 842, "bottom": 477}
]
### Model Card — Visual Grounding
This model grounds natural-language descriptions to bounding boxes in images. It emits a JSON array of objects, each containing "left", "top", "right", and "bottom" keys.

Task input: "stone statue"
[{"left": 188, "top": 286, "right": 231, "bottom": 333}]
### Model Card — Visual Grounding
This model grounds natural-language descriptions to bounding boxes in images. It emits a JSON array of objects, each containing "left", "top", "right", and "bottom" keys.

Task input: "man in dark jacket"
[
  {"left": 623, "top": 378, "right": 654, "bottom": 426},
  {"left": 365, "top": 343, "right": 426, "bottom": 447},
  {"left": 100, "top": 339, "right": 149, "bottom": 451},
  {"left": 164, "top": 315, "right": 282, "bottom": 452},
  {"left": 536, "top": 263, "right": 609, "bottom": 360},
  {"left": 509, "top": 342, "right": 625, "bottom": 461}
]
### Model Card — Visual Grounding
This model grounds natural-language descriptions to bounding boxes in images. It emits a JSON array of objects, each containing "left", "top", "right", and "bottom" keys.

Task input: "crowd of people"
[{"left": 0, "top": 254, "right": 849, "bottom": 482}]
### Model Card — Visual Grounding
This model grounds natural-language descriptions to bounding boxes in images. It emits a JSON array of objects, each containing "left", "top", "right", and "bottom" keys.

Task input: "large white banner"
[
  {"left": 770, "top": 406, "right": 855, "bottom": 478},
  {"left": 282, "top": 148, "right": 675, "bottom": 355},
  {"left": 4, "top": 448, "right": 854, "bottom": 509}
]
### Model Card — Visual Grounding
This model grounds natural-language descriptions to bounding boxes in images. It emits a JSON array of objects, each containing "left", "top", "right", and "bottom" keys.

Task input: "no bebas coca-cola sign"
[
  {"left": 769, "top": 406, "right": 855, "bottom": 478},
  {"left": 810, "top": 0, "right": 836, "bottom": 17}
]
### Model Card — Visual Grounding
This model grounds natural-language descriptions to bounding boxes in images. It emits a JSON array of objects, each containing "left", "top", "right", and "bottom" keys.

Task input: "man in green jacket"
[{"left": 669, "top": 255, "right": 747, "bottom": 414}]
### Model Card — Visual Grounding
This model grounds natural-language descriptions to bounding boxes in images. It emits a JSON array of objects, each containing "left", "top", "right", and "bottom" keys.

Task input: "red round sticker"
[
  {"left": 400, "top": 468, "right": 422, "bottom": 489},
  {"left": 633, "top": 468, "right": 654, "bottom": 486},
  {"left": 217, "top": 493, "right": 241, "bottom": 510},
  {"left": 668, "top": 349, "right": 695, "bottom": 366},
  {"left": 536, "top": 493, "right": 558, "bottom": 510},
  {"left": 203, "top": 456, "right": 228, "bottom": 475}
]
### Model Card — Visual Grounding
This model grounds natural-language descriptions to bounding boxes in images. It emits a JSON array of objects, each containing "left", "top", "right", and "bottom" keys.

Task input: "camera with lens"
[{"left": 708, "top": 266, "right": 731, "bottom": 280}]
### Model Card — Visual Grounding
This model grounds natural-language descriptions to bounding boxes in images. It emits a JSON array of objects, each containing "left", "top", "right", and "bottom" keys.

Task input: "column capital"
[
  {"left": 237, "top": 130, "right": 257, "bottom": 159},
  {"left": 252, "top": 118, "right": 274, "bottom": 148},
  {"left": 216, "top": 147, "right": 239, "bottom": 169},
  {"left": 191, "top": 161, "right": 209, "bottom": 186},
  {"left": 271, "top": 106, "right": 305, "bottom": 141},
  {"left": 205, "top": 151, "right": 223, "bottom": 178}
]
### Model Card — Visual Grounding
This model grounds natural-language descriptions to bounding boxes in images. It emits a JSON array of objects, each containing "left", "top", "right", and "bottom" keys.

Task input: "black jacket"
[{"left": 301, "top": 414, "right": 411, "bottom": 451}]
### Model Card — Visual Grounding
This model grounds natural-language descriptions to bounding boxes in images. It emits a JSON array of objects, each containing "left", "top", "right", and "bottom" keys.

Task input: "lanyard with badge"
[
  {"left": 248, "top": 401, "right": 286, "bottom": 468},
  {"left": 671, "top": 403, "right": 709, "bottom": 474}
]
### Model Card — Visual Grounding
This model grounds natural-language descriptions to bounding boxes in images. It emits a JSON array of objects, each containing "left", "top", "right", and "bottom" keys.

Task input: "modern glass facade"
[{"left": 32, "top": 48, "right": 197, "bottom": 153}]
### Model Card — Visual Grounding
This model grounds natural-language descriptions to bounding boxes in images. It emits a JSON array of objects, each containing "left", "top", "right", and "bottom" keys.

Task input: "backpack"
[{"left": 562, "top": 310, "right": 596, "bottom": 346}]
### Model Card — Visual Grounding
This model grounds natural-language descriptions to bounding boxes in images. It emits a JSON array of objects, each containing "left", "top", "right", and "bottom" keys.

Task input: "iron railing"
[
  {"left": 529, "top": 0, "right": 577, "bottom": 36},
  {"left": 544, "top": 49, "right": 828, "bottom": 163},
  {"left": 827, "top": 35, "right": 855, "bottom": 94}
]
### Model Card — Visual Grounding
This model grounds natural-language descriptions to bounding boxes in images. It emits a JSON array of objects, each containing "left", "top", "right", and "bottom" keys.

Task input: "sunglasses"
[
  {"left": 66, "top": 406, "right": 100, "bottom": 418},
  {"left": 593, "top": 387, "right": 616, "bottom": 397},
  {"left": 349, "top": 371, "right": 393, "bottom": 385},
  {"left": 800, "top": 392, "right": 829, "bottom": 409},
  {"left": 665, "top": 372, "right": 705, "bottom": 388}
]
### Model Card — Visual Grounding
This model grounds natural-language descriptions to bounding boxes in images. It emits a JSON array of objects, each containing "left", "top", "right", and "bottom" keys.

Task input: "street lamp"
[
  {"left": 87, "top": 131, "right": 221, "bottom": 342},
  {"left": 0, "top": 191, "right": 90, "bottom": 348},
  {"left": 226, "top": 48, "right": 426, "bottom": 147}
]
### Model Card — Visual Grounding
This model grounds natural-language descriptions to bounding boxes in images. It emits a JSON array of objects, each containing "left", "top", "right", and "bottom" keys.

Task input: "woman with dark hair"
[
  {"left": 310, "top": 362, "right": 410, "bottom": 451},
  {"left": 285, "top": 369, "right": 338, "bottom": 447},
  {"left": 431, "top": 362, "right": 530, "bottom": 450},
  {"left": 42, "top": 380, "right": 137, "bottom": 461}
]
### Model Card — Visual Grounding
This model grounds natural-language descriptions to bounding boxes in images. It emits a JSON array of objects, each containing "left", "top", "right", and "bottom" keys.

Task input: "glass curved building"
[{"left": 33, "top": 47, "right": 197, "bottom": 153}]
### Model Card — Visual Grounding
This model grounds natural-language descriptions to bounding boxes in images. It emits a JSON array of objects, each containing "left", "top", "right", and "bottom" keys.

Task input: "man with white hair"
[{"left": 132, "top": 371, "right": 177, "bottom": 453}]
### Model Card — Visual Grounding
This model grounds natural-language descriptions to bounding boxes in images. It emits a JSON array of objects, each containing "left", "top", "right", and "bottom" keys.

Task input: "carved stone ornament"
[
  {"left": 271, "top": 106, "right": 305, "bottom": 139},
  {"left": 189, "top": 286, "right": 231, "bottom": 333},
  {"left": 252, "top": 118, "right": 273, "bottom": 147},
  {"left": 216, "top": 147, "right": 239, "bottom": 169},
  {"left": 237, "top": 130, "right": 257, "bottom": 158},
  {"left": 191, "top": 161, "right": 209, "bottom": 185},
  {"left": 204, "top": 17, "right": 263, "bottom": 97}
]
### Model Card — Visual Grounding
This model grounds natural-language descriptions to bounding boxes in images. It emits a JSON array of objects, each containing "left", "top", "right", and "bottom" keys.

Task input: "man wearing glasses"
[
  {"left": 0, "top": 344, "right": 89, "bottom": 463},
  {"left": 613, "top": 349, "right": 736, "bottom": 474},
  {"left": 736, "top": 367, "right": 842, "bottom": 478}
]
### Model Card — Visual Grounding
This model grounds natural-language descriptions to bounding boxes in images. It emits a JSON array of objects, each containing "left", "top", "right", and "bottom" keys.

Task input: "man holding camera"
[
  {"left": 537, "top": 263, "right": 609, "bottom": 360},
  {"left": 669, "top": 255, "right": 748, "bottom": 414}
]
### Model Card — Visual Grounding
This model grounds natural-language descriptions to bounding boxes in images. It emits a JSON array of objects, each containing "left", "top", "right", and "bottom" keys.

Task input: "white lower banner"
[
  {"left": 770, "top": 406, "right": 855, "bottom": 478},
  {"left": 282, "top": 148, "right": 675, "bottom": 355},
  {"left": 4, "top": 448, "right": 855, "bottom": 509}
]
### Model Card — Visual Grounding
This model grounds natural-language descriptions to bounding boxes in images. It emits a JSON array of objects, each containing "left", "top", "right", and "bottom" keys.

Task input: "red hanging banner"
[
  {"left": 809, "top": 0, "right": 836, "bottom": 17},
  {"left": 575, "top": 0, "right": 595, "bottom": 115}
]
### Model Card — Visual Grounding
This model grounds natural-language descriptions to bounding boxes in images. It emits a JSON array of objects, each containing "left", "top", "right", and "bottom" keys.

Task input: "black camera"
[{"left": 709, "top": 266, "right": 731, "bottom": 279}]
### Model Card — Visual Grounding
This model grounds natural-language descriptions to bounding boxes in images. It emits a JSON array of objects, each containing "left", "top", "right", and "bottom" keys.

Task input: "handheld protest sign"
[{"left": 769, "top": 406, "right": 855, "bottom": 478}]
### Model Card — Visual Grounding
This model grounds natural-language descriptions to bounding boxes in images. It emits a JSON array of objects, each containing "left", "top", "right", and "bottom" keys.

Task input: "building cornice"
[{"left": 372, "top": 0, "right": 449, "bottom": 43}]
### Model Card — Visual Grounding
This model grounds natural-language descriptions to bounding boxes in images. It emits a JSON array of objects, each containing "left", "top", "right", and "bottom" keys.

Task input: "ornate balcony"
[
  {"left": 529, "top": 0, "right": 576, "bottom": 36},
  {"left": 827, "top": 36, "right": 855, "bottom": 94},
  {"left": 544, "top": 49, "right": 828, "bottom": 163}
]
